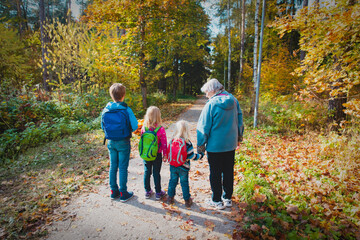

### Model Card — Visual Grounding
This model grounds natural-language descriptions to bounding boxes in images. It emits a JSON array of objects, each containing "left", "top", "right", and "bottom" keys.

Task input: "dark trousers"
[
  {"left": 207, "top": 150, "right": 235, "bottom": 202},
  {"left": 143, "top": 153, "right": 163, "bottom": 193}
]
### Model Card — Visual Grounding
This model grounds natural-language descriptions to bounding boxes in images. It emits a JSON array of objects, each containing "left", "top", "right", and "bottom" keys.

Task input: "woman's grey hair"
[{"left": 200, "top": 78, "right": 224, "bottom": 93}]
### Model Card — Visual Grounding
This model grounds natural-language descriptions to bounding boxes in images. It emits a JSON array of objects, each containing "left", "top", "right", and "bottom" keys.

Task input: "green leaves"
[{"left": 84, "top": 0, "right": 210, "bottom": 96}]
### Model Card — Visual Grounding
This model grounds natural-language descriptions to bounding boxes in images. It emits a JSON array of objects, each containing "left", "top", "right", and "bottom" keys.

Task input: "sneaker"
[
  {"left": 119, "top": 191, "right": 134, "bottom": 202},
  {"left": 111, "top": 190, "right": 120, "bottom": 199},
  {"left": 185, "top": 198, "right": 193, "bottom": 208},
  {"left": 222, "top": 197, "right": 232, "bottom": 207},
  {"left": 168, "top": 196, "right": 175, "bottom": 204},
  {"left": 206, "top": 198, "right": 226, "bottom": 210},
  {"left": 145, "top": 190, "right": 153, "bottom": 199},
  {"left": 155, "top": 190, "right": 166, "bottom": 200}
]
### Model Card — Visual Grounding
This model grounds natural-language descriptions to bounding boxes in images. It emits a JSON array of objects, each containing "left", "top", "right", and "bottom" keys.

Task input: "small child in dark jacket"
[{"left": 167, "top": 120, "right": 204, "bottom": 207}]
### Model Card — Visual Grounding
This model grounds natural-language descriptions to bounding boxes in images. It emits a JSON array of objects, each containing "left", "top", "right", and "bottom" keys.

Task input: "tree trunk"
[
  {"left": 327, "top": 0, "right": 354, "bottom": 129},
  {"left": 139, "top": 14, "right": 147, "bottom": 108},
  {"left": 239, "top": 0, "right": 246, "bottom": 86},
  {"left": 328, "top": 96, "right": 347, "bottom": 128},
  {"left": 22, "top": 0, "right": 29, "bottom": 31},
  {"left": 183, "top": 74, "right": 186, "bottom": 95},
  {"left": 227, "top": 0, "right": 231, "bottom": 92},
  {"left": 15, "top": 0, "right": 23, "bottom": 37},
  {"left": 173, "top": 54, "right": 179, "bottom": 97},
  {"left": 291, "top": 0, "right": 295, "bottom": 16},
  {"left": 300, "top": 0, "right": 308, "bottom": 61},
  {"left": 254, "top": 0, "right": 266, "bottom": 128},
  {"left": 250, "top": 0, "right": 260, "bottom": 114},
  {"left": 224, "top": 59, "right": 226, "bottom": 89},
  {"left": 39, "top": 0, "right": 49, "bottom": 91},
  {"left": 67, "top": 0, "right": 71, "bottom": 23}
]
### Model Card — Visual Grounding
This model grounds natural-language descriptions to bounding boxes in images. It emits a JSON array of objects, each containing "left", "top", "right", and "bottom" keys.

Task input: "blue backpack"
[{"left": 102, "top": 105, "right": 131, "bottom": 142}]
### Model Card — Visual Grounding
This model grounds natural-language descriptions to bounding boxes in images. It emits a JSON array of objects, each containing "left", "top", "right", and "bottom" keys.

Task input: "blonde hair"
[
  {"left": 144, "top": 106, "right": 162, "bottom": 128},
  {"left": 173, "top": 120, "right": 190, "bottom": 142},
  {"left": 109, "top": 83, "right": 126, "bottom": 102}
]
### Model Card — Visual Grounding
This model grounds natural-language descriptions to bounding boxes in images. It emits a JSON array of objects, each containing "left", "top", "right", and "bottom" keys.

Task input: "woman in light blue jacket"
[{"left": 197, "top": 79, "right": 244, "bottom": 210}]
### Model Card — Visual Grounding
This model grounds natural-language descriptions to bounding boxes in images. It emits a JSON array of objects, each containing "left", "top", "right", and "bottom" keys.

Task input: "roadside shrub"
[
  {"left": 0, "top": 89, "right": 146, "bottom": 160},
  {"left": 257, "top": 94, "right": 328, "bottom": 133},
  {"left": 147, "top": 91, "right": 168, "bottom": 107},
  {"left": 0, "top": 88, "right": 170, "bottom": 161},
  {"left": 235, "top": 152, "right": 275, "bottom": 204}
]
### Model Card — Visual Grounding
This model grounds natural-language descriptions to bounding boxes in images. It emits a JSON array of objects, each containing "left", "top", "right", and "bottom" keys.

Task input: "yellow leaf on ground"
[
  {"left": 64, "top": 178, "right": 74, "bottom": 184},
  {"left": 204, "top": 220, "right": 215, "bottom": 231}
]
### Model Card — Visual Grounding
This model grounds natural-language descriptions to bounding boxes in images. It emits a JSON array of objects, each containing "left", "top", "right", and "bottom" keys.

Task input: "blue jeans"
[
  {"left": 107, "top": 139, "right": 131, "bottom": 193},
  {"left": 168, "top": 166, "right": 190, "bottom": 201},
  {"left": 143, "top": 153, "right": 163, "bottom": 193}
]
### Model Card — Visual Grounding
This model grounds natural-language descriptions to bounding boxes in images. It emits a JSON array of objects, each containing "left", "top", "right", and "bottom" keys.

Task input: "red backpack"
[{"left": 167, "top": 138, "right": 188, "bottom": 167}]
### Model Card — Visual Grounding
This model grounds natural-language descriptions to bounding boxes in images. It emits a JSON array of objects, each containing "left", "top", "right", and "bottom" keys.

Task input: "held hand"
[
  {"left": 197, "top": 145, "right": 206, "bottom": 154},
  {"left": 236, "top": 141, "right": 242, "bottom": 151}
]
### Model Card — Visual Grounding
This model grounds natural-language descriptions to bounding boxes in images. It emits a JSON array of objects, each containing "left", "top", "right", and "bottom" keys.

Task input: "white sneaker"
[
  {"left": 206, "top": 198, "right": 226, "bottom": 210},
  {"left": 222, "top": 197, "right": 232, "bottom": 207}
]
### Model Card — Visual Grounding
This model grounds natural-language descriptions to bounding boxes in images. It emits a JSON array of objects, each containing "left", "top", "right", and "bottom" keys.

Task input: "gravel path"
[{"left": 46, "top": 96, "right": 238, "bottom": 240}]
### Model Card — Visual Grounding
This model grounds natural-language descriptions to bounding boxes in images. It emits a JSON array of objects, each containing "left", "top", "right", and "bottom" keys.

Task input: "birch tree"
[
  {"left": 250, "top": 0, "right": 260, "bottom": 114},
  {"left": 227, "top": 0, "right": 232, "bottom": 91},
  {"left": 254, "top": 0, "right": 266, "bottom": 127},
  {"left": 239, "top": 0, "right": 246, "bottom": 85}
]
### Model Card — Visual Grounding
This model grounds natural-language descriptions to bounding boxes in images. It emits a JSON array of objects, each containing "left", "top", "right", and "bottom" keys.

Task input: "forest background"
[{"left": 0, "top": 0, "right": 359, "bottom": 239}]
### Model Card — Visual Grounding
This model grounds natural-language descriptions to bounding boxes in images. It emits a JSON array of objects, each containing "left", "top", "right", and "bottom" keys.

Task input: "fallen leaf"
[
  {"left": 199, "top": 207, "right": 207, "bottom": 212},
  {"left": 250, "top": 224, "right": 261, "bottom": 232},
  {"left": 254, "top": 193, "right": 267, "bottom": 203},
  {"left": 64, "top": 178, "right": 74, "bottom": 184},
  {"left": 179, "top": 219, "right": 194, "bottom": 231},
  {"left": 204, "top": 220, "right": 215, "bottom": 231},
  {"left": 238, "top": 202, "right": 248, "bottom": 209},
  {"left": 287, "top": 205, "right": 299, "bottom": 214}
]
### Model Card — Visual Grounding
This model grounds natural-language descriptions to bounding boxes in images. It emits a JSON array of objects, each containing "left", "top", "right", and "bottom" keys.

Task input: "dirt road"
[{"left": 46, "top": 97, "right": 238, "bottom": 240}]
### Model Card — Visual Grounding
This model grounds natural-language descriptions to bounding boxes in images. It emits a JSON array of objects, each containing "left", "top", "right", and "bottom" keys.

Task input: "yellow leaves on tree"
[
  {"left": 272, "top": 0, "right": 360, "bottom": 119},
  {"left": 260, "top": 46, "right": 300, "bottom": 96}
]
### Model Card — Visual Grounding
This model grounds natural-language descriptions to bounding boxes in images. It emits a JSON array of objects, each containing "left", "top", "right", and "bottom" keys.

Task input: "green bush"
[
  {"left": 256, "top": 94, "right": 328, "bottom": 133},
  {"left": 0, "top": 88, "right": 167, "bottom": 161},
  {"left": 147, "top": 91, "right": 169, "bottom": 107},
  {"left": 0, "top": 89, "right": 144, "bottom": 160}
]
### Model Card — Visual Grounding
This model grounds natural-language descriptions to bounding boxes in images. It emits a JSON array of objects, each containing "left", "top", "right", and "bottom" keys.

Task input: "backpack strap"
[
  {"left": 154, "top": 126, "right": 161, "bottom": 133},
  {"left": 144, "top": 126, "right": 161, "bottom": 133},
  {"left": 177, "top": 138, "right": 186, "bottom": 163}
]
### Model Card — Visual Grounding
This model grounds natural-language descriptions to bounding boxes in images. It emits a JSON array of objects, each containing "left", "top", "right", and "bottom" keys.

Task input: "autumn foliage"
[
  {"left": 233, "top": 129, "right": 360, "bottom": 239},
  {"left": 272, "top": 0, "right": 360, "bottom": 119}
]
